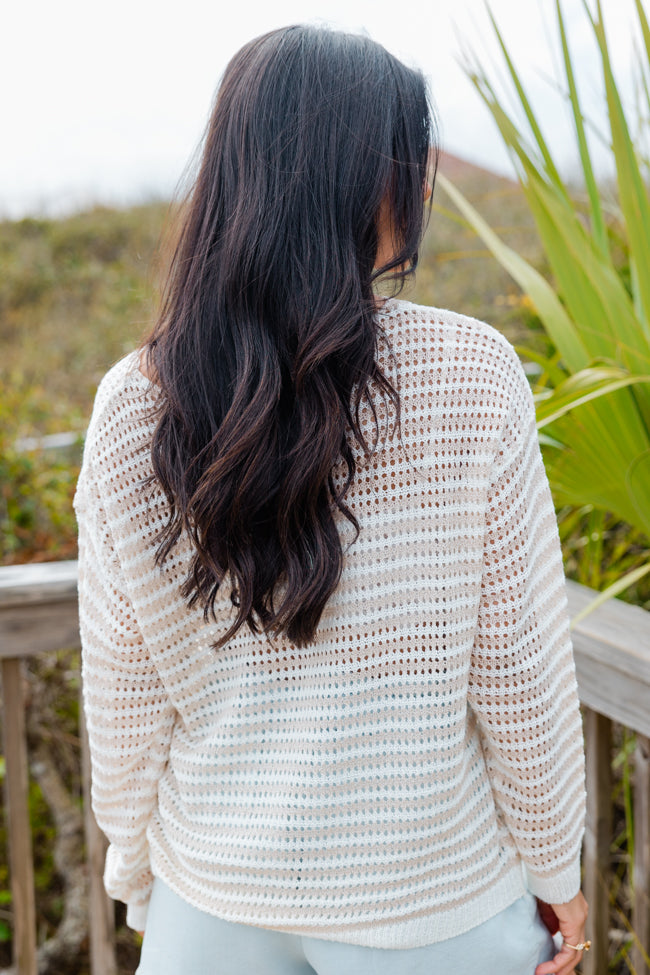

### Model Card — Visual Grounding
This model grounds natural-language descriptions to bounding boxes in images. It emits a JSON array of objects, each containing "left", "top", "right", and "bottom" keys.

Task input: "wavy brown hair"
[{"left": 143, "top": 25, "right": 437, "bottom": 648}]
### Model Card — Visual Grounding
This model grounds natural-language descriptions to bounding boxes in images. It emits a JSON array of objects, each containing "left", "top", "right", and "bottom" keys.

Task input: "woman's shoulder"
[
  {"left": 79, "top": 350, "right": 156, "bottom": 479},
  {"left": 378, "top": 297, "right": 525, "bottom": 384},
  {"left": 92, "top": 347, "right": 148, "bottom": 403}
]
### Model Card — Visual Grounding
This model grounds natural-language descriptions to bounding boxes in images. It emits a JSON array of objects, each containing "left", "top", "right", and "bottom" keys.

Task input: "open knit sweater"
[{"left": 74, "top": 298, "right": 587, "bottom": 948}]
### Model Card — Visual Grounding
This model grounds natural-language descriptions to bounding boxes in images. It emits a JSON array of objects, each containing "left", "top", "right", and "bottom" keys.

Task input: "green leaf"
[
  {"left": 518, "top": 170, "right": 650, "bottom": 374},
  {"left": 634, "top": 0, "right": 650, "bottom": 67},
  {"left": 466, "top": 69, "right": 551, "bottom": 188},
  {"left": 569, "top": 560, "right": 650, "bottom": 627},
  {"left": 626, "top": 448, "right": 650, "bottom": 531},
  {"left": 556, "top": 0, "right": 608, "bottom": 257},
  {"left": 458, "top": 1, "right": 650, "bottom": 541},
  {"left": 534, "top": 366, "right": 650, "bottom": 427},
  {"left": 594, "top": 3, "right": 650, "bottom": 334},
  {"left": 486, "top": 3, "right": 566, "bottom": 192},
  {"left": 436, "top": 173, "right": 590, "bottom": 372},
  {"left": 538, "top": 431, "right": 569, "bottom": 449},
  {"left": 541, "top": 389, "right": 650, "bottom": 536},
  {"left": 512, "top": 344, "right": 569, "bottom": 388}
]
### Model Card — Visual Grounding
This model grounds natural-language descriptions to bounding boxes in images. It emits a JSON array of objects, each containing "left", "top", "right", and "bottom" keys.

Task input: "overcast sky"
[{"left": 3, "top": 0, "right": 643, "bottom": 219}]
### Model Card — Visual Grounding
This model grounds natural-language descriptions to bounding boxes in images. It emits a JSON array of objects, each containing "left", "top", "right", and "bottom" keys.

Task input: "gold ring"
[{"left": 564, "top": 940, "right": 591, "bottom": 952}]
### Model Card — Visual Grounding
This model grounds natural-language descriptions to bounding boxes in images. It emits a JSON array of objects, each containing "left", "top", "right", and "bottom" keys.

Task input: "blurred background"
[
  {"left": 2, "top": 0, "right": 641, "bottom": 218},
  {"left": 1, "top": 2, "right": 650, "bottom": 974}
]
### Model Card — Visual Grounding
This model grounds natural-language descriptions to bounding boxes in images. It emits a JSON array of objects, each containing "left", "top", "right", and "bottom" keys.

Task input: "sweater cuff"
[
  {"left": 524, "top": 859, "right": 582, "bottom": 905},
  {"left": 126, "top": 897, "right": 150, "bottom": 932}
]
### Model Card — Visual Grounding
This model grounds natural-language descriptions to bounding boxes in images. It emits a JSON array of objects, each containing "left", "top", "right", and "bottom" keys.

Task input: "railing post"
[
  {"left": 582, "top": 706, "right": 612, "bottom": 975},
  {"left": 633, "top": 733, "right": 650, "bottom": 975},
  {"left": 1, "top": 658, "right": 37, "bottom": 975},
  {"left": 79, "top": 685, "right": 117, "bottom": 975}
]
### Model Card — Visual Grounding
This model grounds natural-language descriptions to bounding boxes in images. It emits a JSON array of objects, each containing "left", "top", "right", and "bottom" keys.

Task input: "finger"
[{"left": 535, "top": 946, "right": 582, "bottom": 975}]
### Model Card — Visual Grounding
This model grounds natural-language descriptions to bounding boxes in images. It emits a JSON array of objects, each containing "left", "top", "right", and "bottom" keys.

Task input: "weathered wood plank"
[
  {"left": 0, "top": 659, "right": 37, "bottom": 975},
  {"left": 567, "top": 581, "right": 650, "bottom": 737},
  {"left": 1, "top": 565, "right": 646, "bottom": 652},
  {"left": 0, "top": 560, "right": 78, "bottom": 609},
  {"left": 633, "top": 734, "right": 650, "bottom": 975},
  {"left": 572, "top": 634, "right": 650, "bottom": 738},
  {"left": 582, "top": 707, "right": 612, "bottom": 975},
  {"left": 567, "top": 581, "right": 650, "bottom": 668},
  {"left": 80, "top": 693, "right": 117, "bottom": 975},
  {"left": 0, "top": 601, "right": 79, "bottom": 660}
]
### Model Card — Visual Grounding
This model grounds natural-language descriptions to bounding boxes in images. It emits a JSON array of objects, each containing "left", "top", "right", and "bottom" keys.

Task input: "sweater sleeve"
[
  {"left": 75, "top": 462, "right": 176, "bottom": 931},
  {"left": 467, "top": 347, "right": 587, "bottom": 905}
]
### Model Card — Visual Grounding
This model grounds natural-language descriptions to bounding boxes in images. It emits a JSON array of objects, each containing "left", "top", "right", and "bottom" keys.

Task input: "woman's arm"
[
  {"left": 75, "top": 466, "right": 176, "bottom": 931},
  {"left": 467, "top": 346, "right": 587, "bottom": 906}
]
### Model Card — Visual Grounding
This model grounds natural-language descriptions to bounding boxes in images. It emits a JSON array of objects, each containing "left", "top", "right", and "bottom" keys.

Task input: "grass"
[
  {"left": 0, "top": 203, "right": 167, "bottom": 418},
  {"left": 0, "top": 203, "right": 166, "bottom": 563}
]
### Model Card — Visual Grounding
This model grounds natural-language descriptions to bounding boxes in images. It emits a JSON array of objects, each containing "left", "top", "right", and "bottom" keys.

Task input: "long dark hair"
[{"left": 144, "top": 25, "right": 437, "bottom": 648}]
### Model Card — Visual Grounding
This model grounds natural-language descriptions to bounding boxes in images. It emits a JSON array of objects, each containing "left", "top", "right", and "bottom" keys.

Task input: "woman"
[{"left": 74, "top": 25, "right": 590, "bottom": 975}]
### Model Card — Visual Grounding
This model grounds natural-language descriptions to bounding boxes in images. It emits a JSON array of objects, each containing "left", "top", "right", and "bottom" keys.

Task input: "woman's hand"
[{"left": 535, "top": 890, "right": 589, "bottom": 975}]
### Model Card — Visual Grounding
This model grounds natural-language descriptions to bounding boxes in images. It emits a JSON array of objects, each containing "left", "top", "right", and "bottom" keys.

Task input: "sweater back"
[{"left": 74, "top": 299, "right": 587, "bottom": 946}]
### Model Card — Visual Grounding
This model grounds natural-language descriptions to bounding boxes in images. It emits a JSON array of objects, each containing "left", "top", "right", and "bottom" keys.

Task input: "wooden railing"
[
  {"left": 0, "top": 562, "right": 648, "bottom": 975},
  {"left": 0, "top": 561, "right": 115, "bottom": 975}
]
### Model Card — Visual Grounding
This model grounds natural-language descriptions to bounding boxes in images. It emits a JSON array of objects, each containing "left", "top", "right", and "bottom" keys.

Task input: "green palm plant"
[{"left": 437, "top": 0, "right": 650, "bottom": 616}]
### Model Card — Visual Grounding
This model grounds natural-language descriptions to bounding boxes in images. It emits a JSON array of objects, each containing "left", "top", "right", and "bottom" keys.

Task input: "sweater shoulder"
[
  {"left": 75, "top": 351, "right": 156, "bottom": 510},
  {"left": 85, "top": 352, "right": 154, "bottom": 449},
  {"left": 379, "top": 298, "right": 529, "bottom": 402}
]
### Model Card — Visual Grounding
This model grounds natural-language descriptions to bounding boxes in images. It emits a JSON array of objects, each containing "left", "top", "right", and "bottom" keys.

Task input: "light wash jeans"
[{"left": 136, "top": 877, "right": 555, "bottom": 975}]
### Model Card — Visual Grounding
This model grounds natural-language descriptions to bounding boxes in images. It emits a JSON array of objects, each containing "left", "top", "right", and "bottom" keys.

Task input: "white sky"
[{"left": 3, "top": 0, "right": 644, "bottom": 218}]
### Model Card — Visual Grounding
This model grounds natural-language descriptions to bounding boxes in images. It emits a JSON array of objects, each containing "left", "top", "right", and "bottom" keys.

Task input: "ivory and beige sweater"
[{"left": 74, "top": 299, "right": 587, "bottom": 947}]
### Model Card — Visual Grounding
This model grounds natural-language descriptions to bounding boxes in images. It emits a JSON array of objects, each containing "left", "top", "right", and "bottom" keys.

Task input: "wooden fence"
[{"left": 0, "top": 561, "right": 648, "bottom": 975}]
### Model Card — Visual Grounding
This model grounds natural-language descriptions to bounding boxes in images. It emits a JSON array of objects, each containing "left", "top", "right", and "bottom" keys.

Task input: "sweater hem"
[
  {"left": 148, "top": 848, "right": 529, "bottom": 949},
  {"left": 126, "top": 899, "right": 149, "bottom": 931}
]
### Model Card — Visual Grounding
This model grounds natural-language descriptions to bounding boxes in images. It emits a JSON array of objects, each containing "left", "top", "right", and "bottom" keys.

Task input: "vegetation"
[
  {"left": 437, "top": 1, "right": 650, "bottom": 970},
  {"left": 0, "top": 204, "right": 166, "bottom": 564},
  {"left": 440, "top": 0, "right": 650, "bottom": 611},
  {"left": 0, "top": 206, "right": 169, "bottom": 971}
]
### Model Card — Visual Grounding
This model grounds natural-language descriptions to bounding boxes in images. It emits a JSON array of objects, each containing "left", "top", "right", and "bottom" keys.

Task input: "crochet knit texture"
[{"left": 74, "top": 299, "right": 587, "bottom": 947}]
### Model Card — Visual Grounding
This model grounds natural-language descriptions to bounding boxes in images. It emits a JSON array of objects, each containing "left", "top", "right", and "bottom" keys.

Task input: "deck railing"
[{"left": 0, "top": 561, "right": 648, "bottom": 975}]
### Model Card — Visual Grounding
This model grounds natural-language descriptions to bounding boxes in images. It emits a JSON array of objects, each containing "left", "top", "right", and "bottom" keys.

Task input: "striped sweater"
[{"left": 74, "top": 298, "right": 587, "bottom": 947}]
